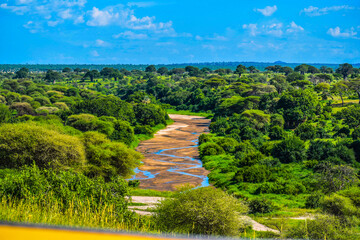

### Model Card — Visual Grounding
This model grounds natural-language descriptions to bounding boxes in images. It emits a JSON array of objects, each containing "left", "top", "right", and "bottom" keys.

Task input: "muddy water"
[{"left": 132, "top": 114, "right": 211, "bottom": 191}]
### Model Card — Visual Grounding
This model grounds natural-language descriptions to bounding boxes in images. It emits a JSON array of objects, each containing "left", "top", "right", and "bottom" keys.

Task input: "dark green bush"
[
  {"left": 199, "top": 142, "right": 225, "bottom": 157},
  {"left": 248, "top": 198, "right": 274, "bottom": 214},
  {"left": 272, "top": 136, "right": 306, "bottom": 163}
]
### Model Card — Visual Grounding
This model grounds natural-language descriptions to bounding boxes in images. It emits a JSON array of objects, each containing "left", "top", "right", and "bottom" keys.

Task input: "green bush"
[
  {"left": 321, "top": 194, "right": 359, "bottom": 220},
  {"left": 10, "top": 102, "right": 35, "bottom": 116},
  {"left": 199, "top": 142, "right": 225, "bottom": 157},
  {"left": 110, "top": 120, "right": 135, "bottom": 146},
  {"left": 0, "top": 122, "right": 85, "bottom": 170},
  {"left": 67, "top": 114, "right": 114, "bottom": 137},
  {"left": 272, "top": 136, "right": 306, "bottom": 163},
  {"left": 305, "top": 191, "right": 324, "bottom": 209},
  {"left": 82, "top": 132, "right": 142, "bottom": 180},
  {"left": 153, "top": 187, "right": 248, "bottom": 236},
  {"left": 0, "top": 103, "right": 12, "bottom": 123},
  {"left": 286, "top": 214, "right": 357, "bottom": 240},
  {"left": 248, "top": 198, "right": 274, "bottom": 214},
  {"left": 351, "top": 127, "right": 360, "bottom": 140},
  {"left": 295, "top": 122, "right": 317, "bottom": 140},
  {"left": 268, "top": 125, "right": 285, "bottom": 140}
]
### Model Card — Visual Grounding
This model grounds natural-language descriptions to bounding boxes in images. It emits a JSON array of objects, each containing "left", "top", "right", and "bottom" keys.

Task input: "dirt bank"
[{"left": 133, "top": 114, "right": 211, "bottom": 191}]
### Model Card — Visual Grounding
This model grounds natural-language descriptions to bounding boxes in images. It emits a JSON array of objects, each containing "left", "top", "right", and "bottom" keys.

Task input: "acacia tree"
[
  {"left": 157, "top": 67, "right": 168, "bottom": 75},
  {"left": 348, "top": 78, "right": 360, "bottom": 104},
  {"left": 336, "top": 63, "right": 353, "bottom": 80},
  {"left": 145, "top": 65, "right": 156, "bottom": 73},
  {"left": 83, "top": 70, "right": 100, "bottom": 82},
  {"left": 44, "top": 70, "right": 61, "bottom": 84},
  {"left": 294, "top": 64, "right": 308, "bottom": 75},
  {"left": 331, "top": 81, "right": 348, "bottom": 107},
  {"left": 247, "top": 66, "right": 258, "bottom": 73},
  {"left": 14, "top": 67, "right": 29, "bottom": 79},
  {"left": 234, "top": 64, "right": 247, "bottom": 77}
]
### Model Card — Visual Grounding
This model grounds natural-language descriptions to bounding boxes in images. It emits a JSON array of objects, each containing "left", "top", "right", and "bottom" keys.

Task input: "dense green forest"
[
  {"left": 0, "top": 63, "right": 360, "bottom": 239},
  {"left": 2, "top": 61, "right": 359, "bottom": 72}
]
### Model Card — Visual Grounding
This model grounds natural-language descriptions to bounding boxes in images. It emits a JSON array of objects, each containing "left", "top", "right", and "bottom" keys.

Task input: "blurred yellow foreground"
[{"left": 0, "top": 225, "right": 184, "bottom": 240}]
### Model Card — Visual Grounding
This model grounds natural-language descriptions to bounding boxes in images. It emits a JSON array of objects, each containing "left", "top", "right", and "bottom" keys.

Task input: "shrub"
[
  {"left": 0, "top": 103, "right": 12, "bottom": 123},
  {"left": 268, "top": 125, "right": 284, "bottom": 140},
  {"left": 153, "top": 187, "right": 248, "bottom": 236},
  {"left": 0, "top": 123, "right": 85, "bottom": 170},
  {"left": 270, "top": 113, "right": 285, "bottom": 128},
  {"left": 10, "top": 102, "right": 35, "bottom": 116},
  {"left": 36, "top": 106, "right": 59, "bottom": 115},
  {"left": 235, "top": 164, "right": 270, "bottom": 183},
  {"left": 67, "top": 114, "right": 114, "bottom": 137},
  {"left": 295, "top": 122, "right": 317, "bottom": 140},
  {"left": 82, "top": 132, "right": 142, "bottom": 180},
  {"left": 286, "top": 214, "right": 357, "bottom": 240},
  {"left": 198, "top": 133, "right": 212, "bottom": 145},
  {"left": 215, "top": 137, "right": 238, "bottom": 153},
  {"left": 134, "top": 125, "right": 153, "bottom": 135},
  {"left": 54, "top": 102, "right": 69, "bottom": 111},
  {"left": 110, "top": 120, "right": 135, "bottom": 146},
  {"left": 305, "top": 192, "right": 324, "bottom": 209},
  {"left": 272, "top": 136, "right": 306, "bottom": 163},
  {"left": 199, "top": 142, "right": 225, "bottom": 157},
  {"left": 351, "top": 127, "right": 360, "bottom": 140},
  {"left": 248, "top": 198, "right": 274, "bottom": 214},
  {"left": 321, "top": 194, "right": 359, "bottom": 219}
]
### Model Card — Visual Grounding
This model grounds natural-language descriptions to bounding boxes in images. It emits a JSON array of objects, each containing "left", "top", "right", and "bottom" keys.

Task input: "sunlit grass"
[
  {"left": 166, "top": 109, "right": 213, "bottom": 118},
  {"left": 0, "top": 196, "right": 159, "bottom": 234}
]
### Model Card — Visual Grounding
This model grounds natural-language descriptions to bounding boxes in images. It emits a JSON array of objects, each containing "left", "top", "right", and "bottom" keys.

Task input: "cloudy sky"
[{"left": 0, "top": 0, "right": 359, "bottom": 64}]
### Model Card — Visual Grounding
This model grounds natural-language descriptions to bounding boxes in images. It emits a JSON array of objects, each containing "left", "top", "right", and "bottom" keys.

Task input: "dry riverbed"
[{"left": 133, "top": 114, "right": 210, "bottom": 191}]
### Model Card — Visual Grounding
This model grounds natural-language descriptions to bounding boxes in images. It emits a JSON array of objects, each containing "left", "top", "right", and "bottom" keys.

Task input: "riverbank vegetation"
[{"left": 0, "top": 63, "right": 360, "bottom": 239}]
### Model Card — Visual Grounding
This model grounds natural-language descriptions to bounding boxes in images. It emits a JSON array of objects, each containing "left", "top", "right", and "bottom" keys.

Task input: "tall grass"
[{"left": 0, "top": 195, "right": 158, "bottom": 233}]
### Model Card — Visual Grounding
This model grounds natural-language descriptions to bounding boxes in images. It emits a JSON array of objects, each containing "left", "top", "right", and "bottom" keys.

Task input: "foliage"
[
  {"left": 153, "top": 187, "right": 248, "bottom": 236},
  {"left": 0, "top": 122, "right": 86, "bottom": 170},
  {"left": 82, "top": 131, "right": 142, "bottom": 180}
]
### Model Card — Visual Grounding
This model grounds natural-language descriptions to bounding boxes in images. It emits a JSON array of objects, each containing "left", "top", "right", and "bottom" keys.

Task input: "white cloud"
[
  {"left": 202, "top": 44, "right": 226, "bottom": 51},
  {"left": 263, "top": 23, "right": 283, "bottom": 37},
  {"left": 58, "top": 9, "right": 72, "bottom": 19},
  {"left": 23, "top": 20, "right": 42, "bottom": 33},
  {"left": 74, "top": 14, "right": 84, "bottom": 24},
  {"left": 243, "top": 23, "right": 258, "bottom": 36},
  {"left": 1, "top": 0, "right": 87, "bottom": 31},
  {"left": 243, "top": 21, "right": 304, "bottom": 37},
  {"left": 194, "top": 34, "right": 226, "bottom": 41},
  {"left": 127, "top": 2, "right": 156, "bottom": 8},
  {"left": 195, "top": 35, "right": 203, "bottom": 41},
  {"left": 327, "top": 27, "right": 357, "bottom": 38},
  {"left": 301, "top": 5, "right": 355, "bottom": 16},
  {"left": 16, "top": 0, "right": 33, "bottom": 4},
  {"left": 113, "top": 31, "right": 148, "bottom": 39},
  {"left": 95, "top": 39, "right": 111, "bottom": 47},
  {"left": 287, "top": 21, "right": 304, "bottom": 33},
  {"left": 0, "top": 3, "right": 29, "bottom": 15},
  {"left": 48, "top": 20, "right": 62, "bottom": 26},
  {"left": 86, "top": 5, "right": 130, "bottom": 26},
  {"left": 90, "top": 50, "right": 99, "bottom": 57},
  {"left": 255, "top": 5, "right": 277, "bottom": 16},
  {"left": 86, "top": 5, "right": 174, "bottom": 35}
]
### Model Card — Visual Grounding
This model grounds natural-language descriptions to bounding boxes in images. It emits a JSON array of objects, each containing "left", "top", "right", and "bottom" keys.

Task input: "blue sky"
[{"left": 0, "top": 0, "right": 359, "bottom": 64}]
